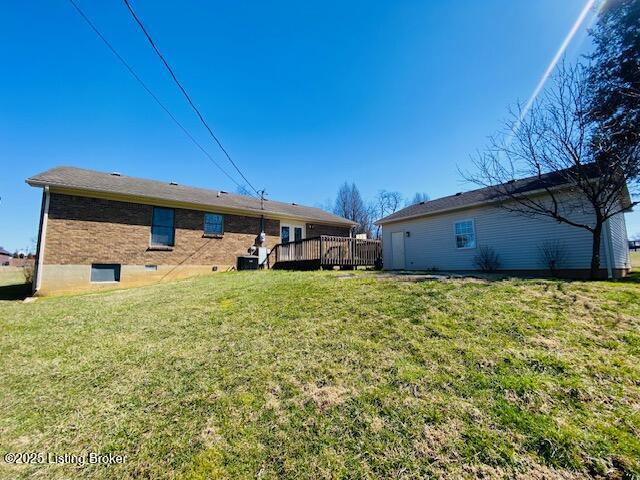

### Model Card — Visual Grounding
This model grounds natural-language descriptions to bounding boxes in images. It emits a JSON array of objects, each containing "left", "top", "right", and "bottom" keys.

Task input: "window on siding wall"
[
  {"left": 204, "top": 213, "right": 224, "bottom": 235},
  {"left": 151, "top": 207, "right": 175, "bottom": 246},
  {"left": 91, "top": 264, "right": 121, "bottom": 282},
  {"left": 454, "top": 220, "right": 476, "bottom": 249}
]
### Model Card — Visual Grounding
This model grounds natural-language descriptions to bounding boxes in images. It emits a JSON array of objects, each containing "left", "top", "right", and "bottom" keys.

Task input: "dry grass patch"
[{"left": 302, "top": 382, "right": 350, "bottom": 410}]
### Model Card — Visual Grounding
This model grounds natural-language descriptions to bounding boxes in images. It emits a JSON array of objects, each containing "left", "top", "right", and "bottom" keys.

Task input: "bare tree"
[
  {"left": 405, "top": 192, "right": 430, "bottom": 207},
  {"left": 464, "top": 62, "right": 638, "bottom": 279},
  {"left": 372, "top": 190, "right": 403, "bottom": 238},
  {"left": 333, "top": 182, "right": 371, "bottom": 237}
]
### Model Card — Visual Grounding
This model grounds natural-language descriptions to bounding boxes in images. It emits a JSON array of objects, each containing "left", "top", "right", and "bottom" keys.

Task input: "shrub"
[
  {"left": 474, "top": 246, "right": 501, "bottom": 272},
  {"left": 538, "top": 241, "right": 568, "bottom": 276},
  {"left": 22, "top": 263, "right": 34, "bottom": 284}
]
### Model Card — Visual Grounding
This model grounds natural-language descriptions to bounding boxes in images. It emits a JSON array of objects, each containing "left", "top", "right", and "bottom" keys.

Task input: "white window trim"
[{"left": 453, "top": 218, "right": 476, "bottom": 250}]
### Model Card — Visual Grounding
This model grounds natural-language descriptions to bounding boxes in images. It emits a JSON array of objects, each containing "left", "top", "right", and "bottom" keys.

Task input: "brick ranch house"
[{"left": 27, "top": 166, "right": 355, "bottom": 295}]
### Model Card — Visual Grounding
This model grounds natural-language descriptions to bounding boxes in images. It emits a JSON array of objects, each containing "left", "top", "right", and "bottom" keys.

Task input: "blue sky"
[{"left": 1, "top": 0, "right": 637, "bottom": 252}]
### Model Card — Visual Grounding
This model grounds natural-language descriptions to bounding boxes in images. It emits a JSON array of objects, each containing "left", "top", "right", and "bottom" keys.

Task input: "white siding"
[
  {"left": 381, "top": 194, "right": 623, "bottom": 272},
  {"left": 607, "top": 211, "right": 630, "bottom": 269}
]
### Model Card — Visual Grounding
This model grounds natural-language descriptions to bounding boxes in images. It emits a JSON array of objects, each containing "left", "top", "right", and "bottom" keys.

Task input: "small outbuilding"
[{"left": 376, "top": 169, "right": 632, "bottom": 278}]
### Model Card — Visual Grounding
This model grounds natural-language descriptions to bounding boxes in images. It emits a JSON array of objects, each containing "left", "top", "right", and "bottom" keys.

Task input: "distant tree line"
[{"left": 328, "top": 182, "right": 429, "bottom": 238}]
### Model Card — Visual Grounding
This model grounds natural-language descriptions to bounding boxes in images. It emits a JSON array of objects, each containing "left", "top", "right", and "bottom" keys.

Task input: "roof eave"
[
  {"left": 376, "top": 184, "right": 581, "bottom": 225},
  {"left": 27, "top": 179, "right": 355, "bottom": 227}
]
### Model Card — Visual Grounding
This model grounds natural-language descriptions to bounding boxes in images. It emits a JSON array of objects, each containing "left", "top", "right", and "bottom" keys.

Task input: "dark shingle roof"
[
  {"left": 27, "top": 166, "right": 355, "bottom": 226},
  {"left": 377, "top": 166, "right": 614, "bottom": 224}
]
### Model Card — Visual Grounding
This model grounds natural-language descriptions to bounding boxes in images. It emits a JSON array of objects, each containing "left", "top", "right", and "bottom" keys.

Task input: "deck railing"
[{"left": 267, "top": 235, "right": 381, "bottom": 268}]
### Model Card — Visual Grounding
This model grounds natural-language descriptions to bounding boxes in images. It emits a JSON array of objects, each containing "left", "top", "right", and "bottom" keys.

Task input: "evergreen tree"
[{"left": 588, "top": 0, "right": 640, "bottom": 158}]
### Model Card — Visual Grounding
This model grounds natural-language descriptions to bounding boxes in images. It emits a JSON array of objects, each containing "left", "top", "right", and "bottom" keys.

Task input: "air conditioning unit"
[{"left": 237, "top": 256, "right": 259, "bottom": 270}]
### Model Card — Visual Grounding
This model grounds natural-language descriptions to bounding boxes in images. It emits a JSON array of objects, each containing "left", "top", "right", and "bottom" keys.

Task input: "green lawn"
[
  {"left": 1, "top": 271, "right": 639, "bottom": 479},
  {"left": 0, "top": 269, "right": 27, "bottom": 287}
]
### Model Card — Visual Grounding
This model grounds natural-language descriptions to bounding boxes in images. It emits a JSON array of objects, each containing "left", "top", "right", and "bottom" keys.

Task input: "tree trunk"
[{"left": 590, "top": 223, "right": 603, "bottom": 280}]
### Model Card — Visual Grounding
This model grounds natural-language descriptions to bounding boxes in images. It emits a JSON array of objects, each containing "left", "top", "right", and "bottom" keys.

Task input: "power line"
[
  {"left": 122, "top": 0, "right": 260, "bottom": 196},
  {"left": 66, "top": 0, "right": 253, "bottom": 195}
]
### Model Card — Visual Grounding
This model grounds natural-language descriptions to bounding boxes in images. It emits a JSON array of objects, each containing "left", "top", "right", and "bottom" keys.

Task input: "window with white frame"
[
  {"left": 454, "top": 219, "right": 476, "bottom": 249},
  {"left": 204, "top": 213, "right": 224, "bottom": 235}
]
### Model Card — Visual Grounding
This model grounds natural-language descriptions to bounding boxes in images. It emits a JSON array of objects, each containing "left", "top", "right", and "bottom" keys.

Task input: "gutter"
[
  {"left": 25, "top": 181, "right": 356, "bottom": 228},
  {"left": 603, "top": 218, "right": 614, "bottom": 279},
  {"left": 34, "top": 186, "right": 50, "bottom": 294},
  {"left": 376, "top": 183, "right": 615, "bottom": 226}
]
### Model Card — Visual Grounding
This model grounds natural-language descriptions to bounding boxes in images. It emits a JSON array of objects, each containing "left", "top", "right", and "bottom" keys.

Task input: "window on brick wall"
[
  {"left": 151, "top": 207, "right": 175, "bottom": 246},
  {"left": 91, "top": 264, "right": 121, "bottom": 282},
  {"left": 204, "top": 213, "right": 224, "bottom": 235}
]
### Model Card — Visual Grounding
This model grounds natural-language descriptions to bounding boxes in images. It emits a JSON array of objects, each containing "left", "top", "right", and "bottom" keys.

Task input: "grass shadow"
[
  {"left": 615, "top": 271, "right": 640, "bottom": 284},
  {"left": 0, "top": 283, "right": 31, "bottom": 301},
  {"left": 376, "top": 269, "right": 640, "bottom": 285}
]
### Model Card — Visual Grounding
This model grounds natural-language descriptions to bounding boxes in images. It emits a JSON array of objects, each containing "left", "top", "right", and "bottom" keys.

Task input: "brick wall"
[
  {"left": 45, "top": 193, "right": 280, "bottom": 266},
  {"left": 305, "top": 223, "right": 352, "bottom": 238}
]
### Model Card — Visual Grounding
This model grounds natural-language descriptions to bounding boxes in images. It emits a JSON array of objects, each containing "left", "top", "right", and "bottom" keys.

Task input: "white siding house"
[{"left": 377, "top": 174, "right": 632, "bottom": 278}]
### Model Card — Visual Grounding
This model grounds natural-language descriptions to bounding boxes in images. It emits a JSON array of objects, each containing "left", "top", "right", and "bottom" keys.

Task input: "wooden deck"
[{"left": 267, "top": 235, "right": 382, "bottom": 270}]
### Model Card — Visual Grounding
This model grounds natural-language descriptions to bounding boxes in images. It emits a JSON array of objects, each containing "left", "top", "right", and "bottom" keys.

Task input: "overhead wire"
[
  {"left": 67, "top": 0, "right": 254, "bottom": 194},
  {"left": 122, "top": 0, "right": 260, "bottom": 196}
]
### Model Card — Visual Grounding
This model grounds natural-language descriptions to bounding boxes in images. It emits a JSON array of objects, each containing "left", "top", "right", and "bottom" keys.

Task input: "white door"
[
  {"left": 280, "top": 223, "right": 305, "bottom": 243},
  {"left": 391, "top": 232, "right": 405, "bottom": 269},
  {"left": 280, "top": 223, "right": 305, "bottom": 261}
]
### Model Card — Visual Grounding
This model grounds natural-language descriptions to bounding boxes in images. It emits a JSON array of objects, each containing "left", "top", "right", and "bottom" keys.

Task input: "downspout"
[
  {"left": 34, "top": 186, "right": 50, "bottom": 294},
  {"left": 603, "top": 218, "right": 614, "bottom": 279}
]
